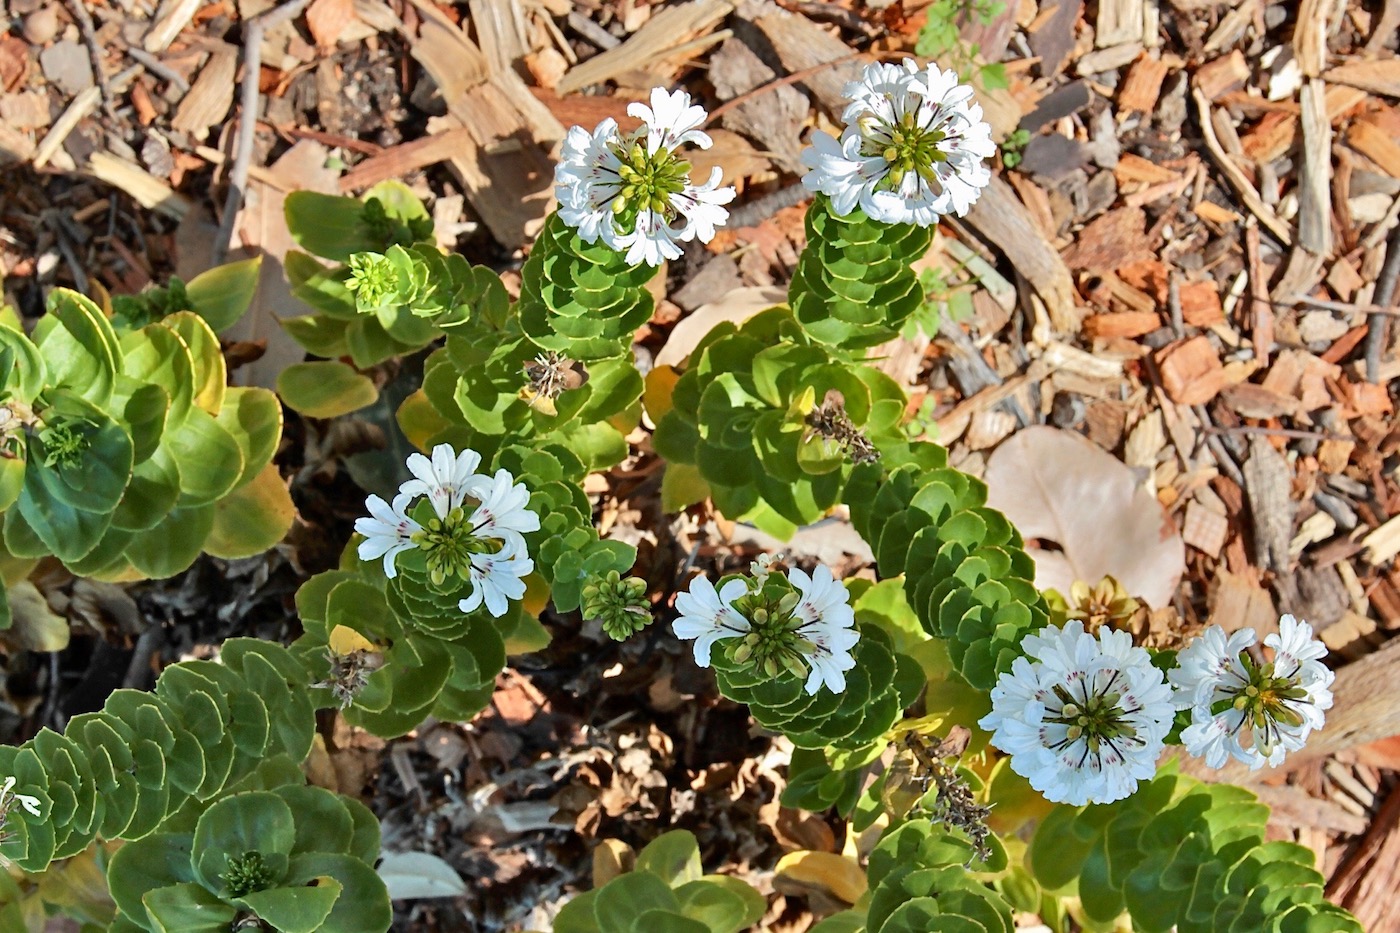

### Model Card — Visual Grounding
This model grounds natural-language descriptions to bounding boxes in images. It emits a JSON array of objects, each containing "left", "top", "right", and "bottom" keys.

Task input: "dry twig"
[
  {"left": 213, "top": 0, "right": 317, "bottom": 265},
  {"left": 1364, "top": 221, "right": 1400, "bottom": 383}
]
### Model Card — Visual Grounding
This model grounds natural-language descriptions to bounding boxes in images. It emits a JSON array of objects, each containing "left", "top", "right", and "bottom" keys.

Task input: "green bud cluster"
[
  {"left": 787, "top": 194, "right": 934, "bottom": 349},
  {"left": 1028, "top": 766, "right": 1362, "bottom": 933},
  {"left": 553, "top": 830, "right": 765, "bottom": 933},
  {"left": 581, "top": 570, "right": 653, "bottom": 641},
  {"left": 864, "top": 110, "right": 950, "bottom": 193},
  {"left": 1215, "top": 653, "right": 1311, "bottom": 742},
  {"left": 410, "top": 504, "right": 497, "bottom": 587},
  {"left": 608, "top": 142, "right": 692, "bottom": 229},
  {"left": 652, "top": 307, "right": 908, "bottom": 539}
]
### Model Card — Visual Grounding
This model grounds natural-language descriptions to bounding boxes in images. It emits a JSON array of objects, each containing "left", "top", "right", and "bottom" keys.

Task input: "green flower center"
[
  {"left": 346, "top": 252, "right": 399, "bottom": 310},
  {"left": 409, "top": 506, "right": 497, "bottom": 587},
  {"left": 221, "top": 851, "right": 276, "bottom": 898},
  {"left": 610, "top": 142, "right": 691, "bottom": 229},
  {"left": 38, "top": 419, "right": 89, "bottom": 468},
  {"left": 1049, "top": 678, "right": 1141, "bottom": 754},
  {"left": 1215, "top": 654, "right": 1310, "bottom": 740},
  {"left": 731, "top": 592, "right": 814, "bottom": 680},
  {"left": 864, "top": 109, "right": 948, "bottom": 191}
]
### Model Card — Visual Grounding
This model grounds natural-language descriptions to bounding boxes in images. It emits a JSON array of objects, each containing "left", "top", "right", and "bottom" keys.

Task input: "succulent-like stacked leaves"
[
  {"left": 553, "top": 830, "right": 766, "bottom": 933},
  {"left": 713, "top": 624, "right": 921, "bottom": 751},
  {"left": 0, "top": 640, "right": 314, "bottom": 873},
  {"left": 1028, "top": 767, "right": 1362, "bottom": 933},
  {"left": 845, "top": 444, "right": 1048, "bottom": 691},
  {"left": 788, "top": 196, "right": 933, "bottom": 350},
  {"left": 518, "top": 213, "right": 658, "bottom": 362},
  {"left": 814, "top": 820, "right": 1014, "bottom": 933},
  {"left": 106, "top": 785, "right": 390, "bottom": 933},
  {"left": 653, "top": 307, "right": 907, "bottom": 539}
]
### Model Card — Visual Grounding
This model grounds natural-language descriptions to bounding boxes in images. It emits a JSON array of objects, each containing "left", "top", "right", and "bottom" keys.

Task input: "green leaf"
[
  {"left": 594, "top": 873, "right": 682, "bottom": 930},
  {"left": 0, "top": 325, "right": 44, "bottom": 402},
  {"left": 106, "top": 833, "right": 197, "bottom": 924},
  {"left": 214, "top": 386, "right": 283, "bottom": 490},
  {"left": 16, "top": 458, "right": 114, "bottom": 564},
  {"left": 160, "top": 312, "right": 226, "bottom": 415},
  {"left": 191, "top": 792, "right": 296, "bottom": 895},
  {"left": 37, "top": 289, "right": 120, "bottom": 407},
  {"left": 125, "top": 504, "right": 216, "bottom": 579},
  {"left": 235, "top": 881, "right": 341, "bottom": 933},
  {"left": 120, "top": 322, "right": 196, "bottom": 430},
  {"left": 630, "top": 911, "right": 712, "bottom": 933},
  {"left": 277, "top": 362, "right": 378, "bottom": 419},
  {"left": 661, "top": 464, "right": 710, "bottom": 513},
  {"left": 141, "top": 882, "right": 237, "bottom": 933},
  {"left": 204, "top": 463, "right": 294, "bottom": 559},
  {"left": 0, "top": 457, "right": 22, "bottom": 513},
  {"left": 285, "top": 193, "right": 382, "bottom": 261},
  {"left": 282, "top": 314, "right": 352, "bottom": 358},
  {"left": 183, "top": 257, "right": 262, "bottom": 332},
  {"left": 674, "top": 881, "right": 753, "bottom": 933},
  {"left": 637, "top": 831, "right": 703, "bottom": 887},
  {"left": 166, "top": 406, "right": 244, "bottom": 506}
]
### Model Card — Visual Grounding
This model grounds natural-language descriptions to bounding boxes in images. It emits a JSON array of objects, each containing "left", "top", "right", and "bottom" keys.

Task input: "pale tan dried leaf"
[{"left": 984, "top": 426, "right": 1185, "bottom": 607}]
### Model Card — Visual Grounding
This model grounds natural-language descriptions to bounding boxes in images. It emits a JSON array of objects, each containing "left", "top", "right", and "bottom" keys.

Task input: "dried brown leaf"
[{"left": 984, "top": 426, "right": 1185, "bottom": 607}]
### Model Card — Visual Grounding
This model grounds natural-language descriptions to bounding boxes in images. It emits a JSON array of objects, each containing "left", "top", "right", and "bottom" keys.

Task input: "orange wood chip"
[{"left": 1156, "top": 335, "right": 1228, "bottom": 405}]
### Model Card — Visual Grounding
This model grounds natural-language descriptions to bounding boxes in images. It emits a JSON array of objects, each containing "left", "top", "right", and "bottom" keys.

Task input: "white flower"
[
  {"left": 554, "top": 87, "right": 735, "bottom": 266},
  {"left": 673, "top": 576, "right": 751, "bottom": 667},
  {"left": 801, "top": 59, "right": 995, "bottom": 226},
  {"left": 399, "top": 444, "right": 486, "bottom": 519},
  {"left": 458, "top": 536, "right": 534, "bottom": 619},
  {"left": 0, "top": 776, "right": 40, "bottom": 818},
  {"left": 354, "top": 492, "right": 421, "bottom": 578},
  {"left": 628, "top": 87, "right": 712, "bottom": 154},
  {"left": 787, "top": 566, "right": 860, "bottom": 695},
  {"left": 467, "top": 469, "right": 541, "bottom": 545},
  {"left": 979, "top": 622, "right": 1174, "bottom": 806},
  {"left": 1170, "top": 616, "right": 1334, "bottom": 770}
]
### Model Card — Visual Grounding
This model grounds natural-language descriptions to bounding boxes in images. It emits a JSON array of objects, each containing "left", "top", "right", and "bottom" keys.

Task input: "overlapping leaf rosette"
[
  {"left": 671, "top": 559, "right": 921, "bottom": 772},
  {"left": 652, "top": 308, "right": 908, "bottom": 538},
  {"left": 1026, "top": 766, "right": 1360, "bottom": 933},
  {"left": 106, "top": 785, "right": 390, "bottom": 933},
  {"left": 280, "top": 181, "right": 444, "bottom": 367},
  {"left": 0, "top": 279, "right": 286, "bottom": 622},
  {"left": 0, "top": 639, "right": 316, "bottom": 872},
  {"left": 554, "top": 830, "right": 765, "bottom": 933},
  {"left": 813, "top": 821, "right": 1014, "bottom": 933}
]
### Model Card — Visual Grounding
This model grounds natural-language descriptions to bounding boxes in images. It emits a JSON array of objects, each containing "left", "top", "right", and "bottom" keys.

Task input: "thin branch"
[
  {"left": 707, "top": 51, "right": 868, "bottom": 124},
  {"left": 66, "top": 0, "right": 114, "bottom": 116},
  {"left": 1364, "top": 221, "right": 1400, "bottom": 382},
  {"left": 213, "top": 0, "right": 316, "bottom": 265}
]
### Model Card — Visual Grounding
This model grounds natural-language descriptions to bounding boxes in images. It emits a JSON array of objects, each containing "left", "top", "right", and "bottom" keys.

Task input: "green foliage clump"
[
  {"left": 787, "top": 196, "right": 933, "bottom": 350},
  {"left": 106, "top": 785, "right": 389, "bottom": 933},
  {"left": 653, "top": 307, "right": 907, "bottom": 538},
  {"left": 0, "top": 639, "right": 315, "bottom": 873},
  {"left": 1027, "top": 766, "right": 1362, "bottom": 933},
  {"left": 554, "top": 831, "right": 766, "bottom": 933},
  {"left": 813, "top": 820, "right": 1014, "bottom": 933},
  {"left": 0, "top": 280, "right": 286, "bottom": 620},
  {"left": 844, "top": 443, "right": 1048, "bottom": 690},
  {"left": 518, "top": 213, "right": 659, "bottom": 362},
  {"left": 714, "top": 623, "right": 920, "bottom": 752}
]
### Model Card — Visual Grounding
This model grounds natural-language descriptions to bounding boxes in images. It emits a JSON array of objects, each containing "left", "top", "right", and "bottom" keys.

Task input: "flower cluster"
[
  {"left": 801, "top": 59, "right": 995, "bottom": 226},
  {"left": 354, "top": 444, "right": 539, "bottom": 617},
  {"left": 979, "top": 621, "right": 1174, "bottom": 806},
  {"left": 673, "top": 563, "right": 859, "bottom": 695},
  {"left": 1170, "top": 614, "right": 1334, "bottom": 770},
  {"left": 983, "top": 614, "right": 1335, "bottom": 804},
  {"left": 554, "top": 88, "right": 735, "bottom": 267}
]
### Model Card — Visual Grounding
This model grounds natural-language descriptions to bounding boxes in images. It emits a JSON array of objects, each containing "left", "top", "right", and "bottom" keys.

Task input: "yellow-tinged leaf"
[
  {"left": 642, "top": 365, "right": 681, "bottom": 424},
  {"left": 397, "top": 389, "right": 453, "bottom": 451},
  {"left": 6, "top": 581, "right": 69, "bottom": 653},
  {"left": 503, "top": 613, "right": 551, "bottom": 655},
  {"left": 329, "top": 624, "right": 377, "bottom": 655},
  {"left": 592, "top": 839, "right": 635, "bottom": 888},
  {"left": 521, "top": 573, "right": 549, "bottom": 617},
  {"left": 773, "top": 851, "right": 866, "bottom": 906},
  {"left": 204, "top": 462, "right": 296, "bottom": 559},
  {"left": 660, "top": 463, "right": 709, "bottom": 513}
]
